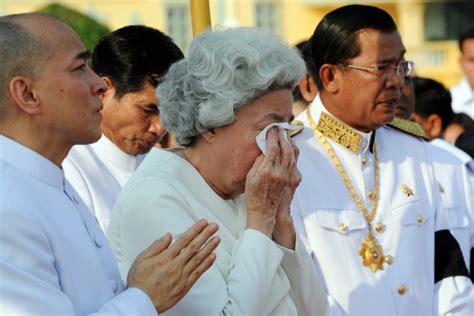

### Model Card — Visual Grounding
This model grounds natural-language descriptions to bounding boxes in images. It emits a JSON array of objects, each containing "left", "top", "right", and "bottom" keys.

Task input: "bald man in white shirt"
[{"left": 0, "top": 13, "right": 219, "bottom": 315}]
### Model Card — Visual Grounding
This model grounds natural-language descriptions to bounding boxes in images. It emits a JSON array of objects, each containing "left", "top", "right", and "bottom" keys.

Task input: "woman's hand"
[
  {"left": 244, "top": 128, "right": 300, "bottom": 241},
  {"left": 273, "top": 138, "right": 301, "bottom": 250}
]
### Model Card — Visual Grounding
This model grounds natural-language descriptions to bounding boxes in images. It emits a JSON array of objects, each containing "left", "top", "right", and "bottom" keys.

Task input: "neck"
[
  {"left": 180, "top": 145, "right": 232, "bottom": 199},
  {"left": 0, "top": 120, "right": 70, "bottom": 167}
]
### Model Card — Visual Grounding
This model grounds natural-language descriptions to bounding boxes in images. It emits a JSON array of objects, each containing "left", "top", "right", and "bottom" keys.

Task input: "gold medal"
[{"left": 359, "top": 232, "right": 385, "bottom": 272}]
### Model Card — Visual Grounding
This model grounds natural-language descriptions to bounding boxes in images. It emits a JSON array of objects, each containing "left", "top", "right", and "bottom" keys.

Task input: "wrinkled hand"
[
  {"left": 127, "top": 219, "right": 220, "bottom": 313},
  {"left": 273, "top": 139, "right": 301, "bottom": 249},
  {"left": 245, "top": 128, "right": 299, "bottom": 239}
]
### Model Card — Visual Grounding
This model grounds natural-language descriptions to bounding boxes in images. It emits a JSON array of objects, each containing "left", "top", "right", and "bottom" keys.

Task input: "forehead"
[
  {"left": 462, "top": 39, "right": 474, "bottom": 56},
  {"left": 354, "top": 29, "right": 405, "bottom": 62}
]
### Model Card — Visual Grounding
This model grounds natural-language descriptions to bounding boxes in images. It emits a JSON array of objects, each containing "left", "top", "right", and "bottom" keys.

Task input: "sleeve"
[
  {"left": 0, "top": 206, "right": 157, "bottom": 315},
  {"left": 277, "top": 236, "right": 329, "bottom": 316},
  {"left": 290, "top": 195, "right": 342, "bottom": 316},
  {"left": 110, "top": 178, "right": 295, "bottom": 315},
  {"left": 426, "top": 145, "right": 474, "bottom": 315}
]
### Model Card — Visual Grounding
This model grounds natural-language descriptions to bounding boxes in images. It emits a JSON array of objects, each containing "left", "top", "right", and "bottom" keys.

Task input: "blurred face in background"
[{"left": 460, "top": 38, "right": 474, "bottom": 88}]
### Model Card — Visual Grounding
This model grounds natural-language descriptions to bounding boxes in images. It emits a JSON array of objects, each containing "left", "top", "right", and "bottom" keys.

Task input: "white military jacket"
[
  {"left": 291, "top": 96, "right": 473, "bottom": 315},
  {"left": 64, "top": 135, "right": 146, "bottom": 232},
  {"left": 0, "top": 136, "right": 156, "bottom": 315}
]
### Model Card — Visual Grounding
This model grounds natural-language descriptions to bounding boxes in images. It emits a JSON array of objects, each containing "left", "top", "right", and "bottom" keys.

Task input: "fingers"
[
  {"left": 167, "top": 219, "right": 209, "bottom": 258},
  {"left": 139, "top": 233, "right": 173, "bottom": 260},
  {"left": 176, "top": 223, "right": 219, "bottom": 262},
  {"left": 278, "top": 130, "right": 293, "bottom": 169},
  {"left": 264, "top": 128, "right": 280, "bottom": 166},
  {"left": 185, "top": 252, "right": 218, "bottom": 289},
  {"left": 182, "top": 235, "right": 220, "bottom": 276}
]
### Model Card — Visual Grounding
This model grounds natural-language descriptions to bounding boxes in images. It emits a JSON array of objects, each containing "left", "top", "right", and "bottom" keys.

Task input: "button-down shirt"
[
  {"left": 63, "top": 135, "right": 146, "bottom": 232},
  {"left": 0, "top": 135, "right": 156, "bottom": 315}
]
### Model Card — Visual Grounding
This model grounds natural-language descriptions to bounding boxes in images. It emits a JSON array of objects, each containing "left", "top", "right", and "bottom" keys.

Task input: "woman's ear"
[
  {"left": 201, "top": 128, "right": 217, "bottom": 143},
  {"left": 9, "top": 76, "right": 42, "bottom": 115}
]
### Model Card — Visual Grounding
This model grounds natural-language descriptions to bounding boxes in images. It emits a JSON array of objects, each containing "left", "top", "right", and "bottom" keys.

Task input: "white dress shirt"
[
  {"left": 108, "top": 148, "right": 329, "bottom": 316},
  {"left": 450, "top": 77, "right": 474, "bottom": 119},
  {"left": 0, "top": 135, "right": 156, "bottom": 315},
  {"left": 291, "top": 95, "right": 473, "bottom": 315},
  {"left": 63, "top": 135, "right": 146, "bottom": 232}
]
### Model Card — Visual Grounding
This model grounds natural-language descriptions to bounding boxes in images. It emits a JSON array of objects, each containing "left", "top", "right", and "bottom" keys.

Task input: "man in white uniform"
[
  {"left": 291, "top": 5, "right": 473, "bottom": 315},
  {"left": 398, "top": 75, "right": 474, "bottom": 282},
  {"left": 64, "top": 25, "right": 183, "bottom": 232},
  {"left": 0, "top": 13, "right": 219, "bottom": 314},
  {"left": 451, "top": 28, "right": 474, "bottom": 119}
]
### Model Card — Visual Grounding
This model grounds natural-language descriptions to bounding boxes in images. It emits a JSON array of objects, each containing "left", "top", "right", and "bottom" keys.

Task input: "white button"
[
  {"left": 94, "top": 234, "right": 105, "bottom": 248},
  {"left": 110, "top": 279, "right": 119, "bottom": 293}
]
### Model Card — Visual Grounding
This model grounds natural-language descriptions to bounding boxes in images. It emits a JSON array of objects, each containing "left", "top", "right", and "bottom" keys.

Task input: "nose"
[
  {"left": 90, "top": 68, "right": 107, "bottom": 96},
  {"left": 149, "top": 115, "right": 166, "bottom": 137},
  {"left": 385, "top": 69, "right": 404, "bottom": 90}
]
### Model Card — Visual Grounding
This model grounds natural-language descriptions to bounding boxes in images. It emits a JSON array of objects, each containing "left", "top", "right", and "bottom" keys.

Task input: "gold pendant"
[{"left": 359, "top": 233, "right": 385, "bottom": 272}]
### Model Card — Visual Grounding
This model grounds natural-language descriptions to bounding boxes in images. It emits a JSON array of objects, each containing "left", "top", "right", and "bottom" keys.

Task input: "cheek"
[{"left": 230, "top": 141, "right": 261, "bottom": 178}]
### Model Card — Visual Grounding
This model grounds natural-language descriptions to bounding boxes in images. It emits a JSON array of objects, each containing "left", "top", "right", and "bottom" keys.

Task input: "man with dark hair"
[
  {"left": 63, "top": 25, "right": 184, "bottom": 232},
  {"left": 290, "top": 4, "right": 473, "bottom": 314},
  {"left": 292, "top": 40, "right": 318, "bottom": 116},
  {"left": 451, "top": 27, "right": 474, "bottom": 119},
  {"left": 412, "top": 77, "right": 456, "bottom": 139},
  {"left": 0, "top": 13, "right": 219, "bottom": 314},
  {"left": 397, "top": 75, "right": 474, "bottom": 285}
]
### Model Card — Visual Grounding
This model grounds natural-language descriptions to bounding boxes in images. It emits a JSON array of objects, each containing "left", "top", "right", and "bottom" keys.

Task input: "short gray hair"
[
  {"left": 157, "top": 27, "right": 306, "bottom": 146},
  {"left": 0, "top": 14, "right": 51, "bottom": 119}
]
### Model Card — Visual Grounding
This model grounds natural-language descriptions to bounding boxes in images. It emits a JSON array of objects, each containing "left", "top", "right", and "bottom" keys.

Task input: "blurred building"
[{"left": 1, "top": 0, "right": 472, "bottom": 87}]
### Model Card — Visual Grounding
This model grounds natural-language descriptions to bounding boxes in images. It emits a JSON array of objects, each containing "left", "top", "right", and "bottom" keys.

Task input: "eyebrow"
[
  {"left": 264, "top": 112, "right": 294, "bottom": 123},
  {"left": 75, "top": 50, "right": 91, "bottom": 61}
]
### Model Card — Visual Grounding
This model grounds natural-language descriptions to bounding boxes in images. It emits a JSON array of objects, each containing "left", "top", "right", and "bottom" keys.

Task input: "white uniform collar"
[
  {"left": 0, "top": 135, "right": 64, "bottom": 190},
  {"left": 91, "top": 135, "right": 145, "bottom": 173},
  {"left": 308, "top": 95, "right": 374, "bottom": 154}
]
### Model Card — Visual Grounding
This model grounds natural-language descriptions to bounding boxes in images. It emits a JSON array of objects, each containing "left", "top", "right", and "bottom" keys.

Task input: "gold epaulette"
[
  {"left": 386, "top": 117, "right": 429, "bottom": 140},
  {"left": 290, "top": 120, "right": 304, "bottom": 137}
]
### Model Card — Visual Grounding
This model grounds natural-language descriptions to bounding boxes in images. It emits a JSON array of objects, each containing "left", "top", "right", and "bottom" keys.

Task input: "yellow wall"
[{"left": 0, "top": 0, "right": 463, "bottom": 87}]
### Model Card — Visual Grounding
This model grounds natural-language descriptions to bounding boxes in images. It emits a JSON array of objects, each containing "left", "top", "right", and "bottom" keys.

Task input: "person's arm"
[{"left": 0, "top": 206, "right": 219, "bottom": 315}]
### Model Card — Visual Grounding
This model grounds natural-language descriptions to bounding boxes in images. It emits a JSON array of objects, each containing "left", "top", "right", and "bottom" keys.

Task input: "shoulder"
[{"left": 385, "top": 118, "right": 429, "bottom": 140}]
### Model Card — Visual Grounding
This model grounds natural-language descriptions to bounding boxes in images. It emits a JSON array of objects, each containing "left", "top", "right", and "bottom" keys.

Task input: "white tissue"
[{"left": 256, "top": 122, "right": 298, "bottom": 155}]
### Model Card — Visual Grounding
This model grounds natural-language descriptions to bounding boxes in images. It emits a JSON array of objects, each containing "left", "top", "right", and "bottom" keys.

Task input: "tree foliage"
[{"left": 37, "top": 3, "right": 110, "bottom": 52}]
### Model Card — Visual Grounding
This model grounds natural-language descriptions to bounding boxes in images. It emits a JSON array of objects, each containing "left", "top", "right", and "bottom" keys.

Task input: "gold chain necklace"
[{"left": 306, "top": 108, "right": 385, "bottom": 272}]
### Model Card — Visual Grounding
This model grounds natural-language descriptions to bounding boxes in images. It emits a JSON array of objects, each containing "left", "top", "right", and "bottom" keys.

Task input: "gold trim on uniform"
[
  {"left": 308, "top": 109, "right": 361, "bottom": 153},
  {"left": 306, "top": 107, "right": 386, "bottom": 273},
  {"left": 387, "top": 117, "right": 429, "bottom": 140}
]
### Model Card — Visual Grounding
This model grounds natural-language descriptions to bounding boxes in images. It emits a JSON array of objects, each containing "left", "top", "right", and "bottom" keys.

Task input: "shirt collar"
[
  {"left": 91, "top": 135, "right": 145, "bottom": 172},
  {"left": 0, "top": 135, "right": 64, "bottom": 190},
  {"left": 308, "top": 95, "right": 374, "bottom": 154}
]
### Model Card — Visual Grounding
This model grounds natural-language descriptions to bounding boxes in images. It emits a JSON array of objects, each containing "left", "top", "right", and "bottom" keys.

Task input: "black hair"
[
  {"left": 292, "top": 40, "right": 315, "bottom": 102},
  {"left": 91, "top": 25, "right": 184, "bottom": 98},
  {"left": 458, "top": 27, "right": 474, "bottom": 53},
  {"left": 413, "top": 77, "right": 454, "bottom": 130},
  {"left": 310, "top": 4, "right": 397, "bottom": 90}
]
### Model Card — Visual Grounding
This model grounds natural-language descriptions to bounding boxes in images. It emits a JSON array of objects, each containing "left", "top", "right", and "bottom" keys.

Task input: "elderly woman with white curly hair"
[{"left": 108, "top": 27, "right": 328, "bottom": 315}]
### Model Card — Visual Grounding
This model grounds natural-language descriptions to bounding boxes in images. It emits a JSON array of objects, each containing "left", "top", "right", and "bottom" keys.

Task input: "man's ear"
[
  {"left": 201, "top": 128, "right": 217, "bottom": 143},
  {"left": 299, "top": 75, "right": 318, "bottom": 102},
  {"left": 9, "top": 76, "right": 41, "bottom": 115},
  {"left": 100, "top": 77, "right": 116, "bottom": 101},
  {"left": 427, "top": 114, "right": 442, "bottom": 139},
  {"left": 319, "top": 64, "right": 340, "bottom": 94}
]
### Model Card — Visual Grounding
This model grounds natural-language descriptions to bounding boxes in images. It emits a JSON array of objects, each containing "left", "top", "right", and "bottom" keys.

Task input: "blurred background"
[{"left": 1, "top": 0, "right": 473, "bottom": 88}]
